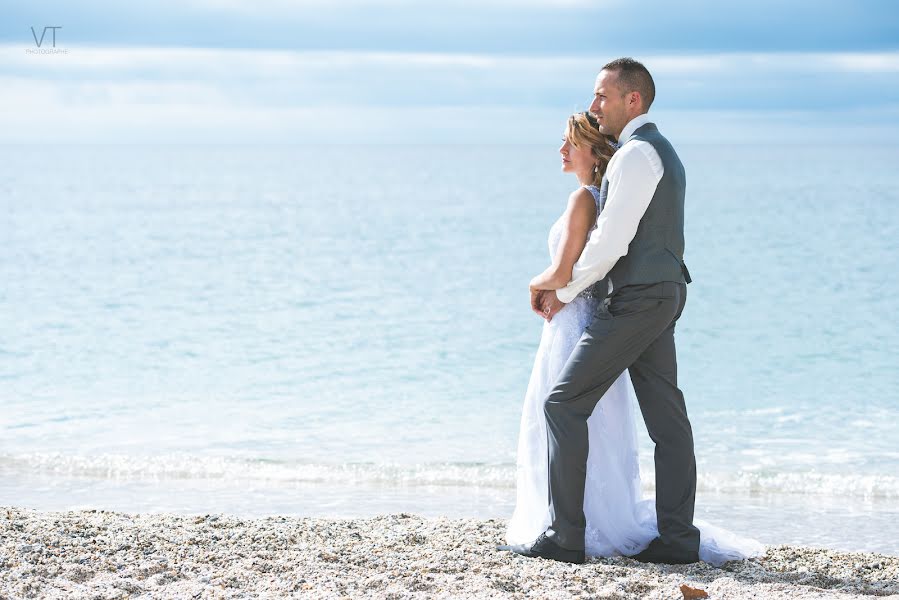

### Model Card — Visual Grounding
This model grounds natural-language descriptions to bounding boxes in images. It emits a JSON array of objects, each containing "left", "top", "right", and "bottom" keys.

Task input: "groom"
[{"left": 500, "top": 58, "right": 700, "bottom": 565}]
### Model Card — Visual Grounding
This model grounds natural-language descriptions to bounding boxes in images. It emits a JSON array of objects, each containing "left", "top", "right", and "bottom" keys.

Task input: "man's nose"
[{"left": 589, "top": 97, "right": 600, "bottom": 113}]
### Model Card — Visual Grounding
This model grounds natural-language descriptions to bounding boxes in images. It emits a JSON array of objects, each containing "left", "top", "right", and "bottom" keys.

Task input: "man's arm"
[{"left": 555, "top": 141, "right": 664, "bottom": 303}]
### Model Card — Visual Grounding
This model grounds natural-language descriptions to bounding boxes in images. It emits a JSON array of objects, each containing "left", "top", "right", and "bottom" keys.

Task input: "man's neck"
[{"left": 617, "top": 113, "right": 652, "bottom": 145}]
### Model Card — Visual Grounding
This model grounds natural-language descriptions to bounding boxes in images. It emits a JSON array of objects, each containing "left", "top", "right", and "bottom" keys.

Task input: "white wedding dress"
[{"left": 506, "top": 185, "right": 764, "bottom": 566}]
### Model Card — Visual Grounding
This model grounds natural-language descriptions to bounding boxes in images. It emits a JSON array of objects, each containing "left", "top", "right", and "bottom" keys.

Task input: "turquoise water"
[{"left": 2, "top": 143, "right": 897, "bottom": 555}]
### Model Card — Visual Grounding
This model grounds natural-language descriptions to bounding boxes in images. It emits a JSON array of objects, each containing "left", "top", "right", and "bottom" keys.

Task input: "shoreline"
[{"left": 2, "top": 506, "right": 897, "bottom": 599}]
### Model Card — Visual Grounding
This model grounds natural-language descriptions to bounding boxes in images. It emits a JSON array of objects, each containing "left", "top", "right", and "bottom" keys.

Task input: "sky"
[{"left": 1, "top": 0, "right": 898, "bottom": 144}]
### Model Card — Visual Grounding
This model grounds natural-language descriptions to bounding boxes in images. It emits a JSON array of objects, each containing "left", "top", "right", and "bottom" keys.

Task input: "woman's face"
[{"left": 559, "top": 133, "right": 595, "bottom": 177}]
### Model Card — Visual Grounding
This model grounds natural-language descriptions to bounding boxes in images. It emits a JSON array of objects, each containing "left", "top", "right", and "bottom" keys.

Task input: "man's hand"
[
  {"left": 540, "top": 290, "right": 565, "bottom": 321},
  {"left": 531, "top": 289, "right": 565, "bottom": 321}
]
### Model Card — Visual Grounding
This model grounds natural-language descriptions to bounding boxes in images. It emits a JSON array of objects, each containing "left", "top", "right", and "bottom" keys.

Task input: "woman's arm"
[{"left": 529, "top": 188, "right": 596, "bottom": 292}]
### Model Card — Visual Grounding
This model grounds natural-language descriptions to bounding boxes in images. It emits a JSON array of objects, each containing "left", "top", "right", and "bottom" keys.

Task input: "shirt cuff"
[{"left": 556, "top": 284, "right": 578, "bottom": 304}]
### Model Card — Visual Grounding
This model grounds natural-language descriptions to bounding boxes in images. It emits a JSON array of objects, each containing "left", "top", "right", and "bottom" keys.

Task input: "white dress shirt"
[{"left": 556, "top": 113, "right": 664, "bottom": 304}]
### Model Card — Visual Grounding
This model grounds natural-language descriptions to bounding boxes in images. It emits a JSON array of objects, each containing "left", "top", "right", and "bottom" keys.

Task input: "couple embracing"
[{"left": 497, "top": 58, "right": 764, "bottom": 566}]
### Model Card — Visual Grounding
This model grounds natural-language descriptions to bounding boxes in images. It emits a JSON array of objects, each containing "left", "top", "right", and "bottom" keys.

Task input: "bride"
[{"left": 505, "top": 112, "right": 764, "bottom": 566}]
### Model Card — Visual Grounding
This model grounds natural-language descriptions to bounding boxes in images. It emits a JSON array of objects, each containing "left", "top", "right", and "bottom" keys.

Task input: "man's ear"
[{"left": 628, "top": 91, "right": 642, "bottom": 112}]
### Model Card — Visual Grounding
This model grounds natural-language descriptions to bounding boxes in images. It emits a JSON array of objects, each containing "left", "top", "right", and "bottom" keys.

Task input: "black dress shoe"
[
  {"left": 628, "top": 537, "right": 699, "bottom": 565},
  {"left": 497, "top": 532, "right": 585, "bottom": 564}
]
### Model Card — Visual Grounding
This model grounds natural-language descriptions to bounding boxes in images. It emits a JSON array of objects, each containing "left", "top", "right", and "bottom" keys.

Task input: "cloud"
[
  {"left": 828, "top": 53, "right": 899, "bottom": 72},
  {"left": 3, "top": 45, "right": 899, "bottom": 143}
]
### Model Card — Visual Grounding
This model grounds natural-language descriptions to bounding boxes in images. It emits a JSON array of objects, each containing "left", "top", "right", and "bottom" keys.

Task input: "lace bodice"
[{"left": 548, "top": 185, "right": 605, "bottom": 300}]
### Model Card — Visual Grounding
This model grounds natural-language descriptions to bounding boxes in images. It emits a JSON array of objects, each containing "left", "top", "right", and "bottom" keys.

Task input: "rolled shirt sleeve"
[{"left": 556, "top": 139, "right": 664, "bottom": 304}]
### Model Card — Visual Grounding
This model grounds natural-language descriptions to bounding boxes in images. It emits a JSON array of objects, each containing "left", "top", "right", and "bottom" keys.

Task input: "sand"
[{"left": 2, "top": 506, "right": 897, "bottom": 599}]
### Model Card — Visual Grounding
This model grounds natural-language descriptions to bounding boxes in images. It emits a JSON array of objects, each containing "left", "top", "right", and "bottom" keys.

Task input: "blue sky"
[{"left": 2, "top": 0, "right": 898, "bottom": 143}]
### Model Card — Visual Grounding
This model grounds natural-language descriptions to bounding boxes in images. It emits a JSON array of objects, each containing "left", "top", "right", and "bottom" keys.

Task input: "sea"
[{"left": 2, "top": 143, "right": 897, "bottom": 555}]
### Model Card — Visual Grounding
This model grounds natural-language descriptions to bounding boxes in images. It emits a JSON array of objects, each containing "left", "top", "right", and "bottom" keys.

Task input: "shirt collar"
[{"left": 617, "top": 113, "right": 653, "bottom": 146}]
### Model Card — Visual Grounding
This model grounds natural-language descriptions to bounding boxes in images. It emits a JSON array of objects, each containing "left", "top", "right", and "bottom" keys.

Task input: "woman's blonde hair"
[{"left": 565, "top": 112, "right": 617, "bottom": 186}]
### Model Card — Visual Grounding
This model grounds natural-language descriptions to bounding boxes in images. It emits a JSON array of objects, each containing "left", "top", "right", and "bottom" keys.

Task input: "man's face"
[{"left": 589, "top": 70, "right": 628, "bottom": 139}]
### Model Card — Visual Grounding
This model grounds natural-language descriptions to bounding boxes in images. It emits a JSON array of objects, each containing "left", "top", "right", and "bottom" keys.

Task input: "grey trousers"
[{"left": 544, "top": 280, "right": 700, "bottom": 556}]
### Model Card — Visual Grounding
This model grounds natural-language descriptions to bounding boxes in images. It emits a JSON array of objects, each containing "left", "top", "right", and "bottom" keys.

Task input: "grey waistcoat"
[{"left": 600, "top": 122, "right": 692, "bottom": 293}]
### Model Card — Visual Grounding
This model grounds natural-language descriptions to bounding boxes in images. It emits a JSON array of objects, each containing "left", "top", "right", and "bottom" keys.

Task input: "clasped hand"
[{"left": 530, "top": 288, "right": 565, "bottom": 321}]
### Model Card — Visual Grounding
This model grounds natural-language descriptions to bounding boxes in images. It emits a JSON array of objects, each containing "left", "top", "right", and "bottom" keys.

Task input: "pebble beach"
[{"left": 2, "top": 506, "right": 897, "bottom": 599}]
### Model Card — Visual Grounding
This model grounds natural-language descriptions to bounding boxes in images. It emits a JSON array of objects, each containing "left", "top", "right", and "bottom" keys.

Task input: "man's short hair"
[{"left": 602, "top": 57, "right": 655, "bottom": 110}]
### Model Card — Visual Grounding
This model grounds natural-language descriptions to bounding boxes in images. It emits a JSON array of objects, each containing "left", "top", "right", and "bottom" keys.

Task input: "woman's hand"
[
  {"left": 530, "top": 269, "right": 566, "bottom": 292},
  {"left": 531, "top": 288, "right": 566, "bottom": 321},
  {"left": 530, "top": 289, "right": 546, "bottom": 317},
  {"left": 540, "top": 291, "right": 565, "bottom": 321}
]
